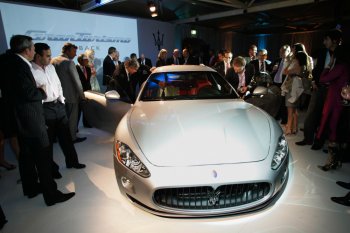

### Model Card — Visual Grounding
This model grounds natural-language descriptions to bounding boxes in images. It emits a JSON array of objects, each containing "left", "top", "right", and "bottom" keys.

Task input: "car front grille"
[{"left": 153, "top": 183, "right": 270, "bottom": 210}]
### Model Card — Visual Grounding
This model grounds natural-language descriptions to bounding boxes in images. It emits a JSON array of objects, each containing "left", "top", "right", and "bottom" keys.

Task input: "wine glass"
[{"left": 341, "top": 85, "right": 350, "bottom": 105}]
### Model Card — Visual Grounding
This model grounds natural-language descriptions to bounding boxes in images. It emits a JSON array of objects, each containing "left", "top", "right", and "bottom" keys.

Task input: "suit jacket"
[
  {"left": 312, "top": 48, "right": 328, "bottom": 86},
  {"left": 270, "top": 58, "right": 287, "bottom": 85},
  {"left": 103, "top": 55, "right": 115, "bottom": 85},
  {"left": 182, "top": 55, "right": 199, "bottom": 65},
  {"left": 114, "top": 64, "right": 131, "bottom": 99},
  {"left": 138, "top": 57, "right": 152, "bottom": 68},
  {"left": 250, "top": 59, "right": 272, "bottom": 76},
  {"left": 51, "top": 54, "right": 84, "bottom": 103},
  {"left": 76, "top": 65, "right": 92, "bottom": 91},
  {"left": 166, "top": 56, "right": 183, "bottom": 65},
  {"left": 8, "top": 54, "right": 49, "bottom": 145},
  {"left": 212, "top": 61, "right": 226, "bottom": 77},
  {"left": 225, "top": 63, "right": 255, "bottom": 90}
]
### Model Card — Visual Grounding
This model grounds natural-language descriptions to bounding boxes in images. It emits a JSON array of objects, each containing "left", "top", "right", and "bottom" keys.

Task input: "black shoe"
[
  {"left": 331, "top": 193, "right": 350, "bottom": 206},
  {"left": 311, "top": 140, "right": 323, "bottom": 150},
  {"left": 295, "top": 139, "right": 312, "bottom": 146},
  {"left": 26, "top": 191, "right": 41, "bottom": 199},
  {"left": 24, "top": 185, "right": 42, "bottom": 198},
  {"left": 67, "top": 163, "right": 86, "bottom": 169},
  {"left": 25, "top": 189, "right": 42, "bottom": 198},
  {"left": 52, "top": 171, "right": 62, "bottom": 179},
  {"left": 73, "top": 137, "right": 86, "bottom": 143},
  {"left": 45, "top": 191, "right": 75, "bottom": 206},
  {"left": 336, "top": 181, "right": 350, "bottom": 190}
]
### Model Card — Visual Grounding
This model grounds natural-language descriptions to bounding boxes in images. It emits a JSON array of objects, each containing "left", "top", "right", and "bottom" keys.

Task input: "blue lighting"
[{"left": 257, "top": 34, "right": 269, "bottom": 51}]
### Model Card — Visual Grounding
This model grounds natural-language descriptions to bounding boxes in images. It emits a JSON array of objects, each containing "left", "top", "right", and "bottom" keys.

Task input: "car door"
[{"left": 82, "top": 90, "right": 132, "bottom": 133}]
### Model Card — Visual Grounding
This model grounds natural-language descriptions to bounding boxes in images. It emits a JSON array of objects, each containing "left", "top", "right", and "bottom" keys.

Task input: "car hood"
[{"left": 129, "top": 100, "right": 271, "bottom": 167}]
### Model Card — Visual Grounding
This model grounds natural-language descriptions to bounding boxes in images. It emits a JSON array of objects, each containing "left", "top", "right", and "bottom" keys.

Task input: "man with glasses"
[{"left": 250, "top": 49, "right": 272, "bottom": 76}]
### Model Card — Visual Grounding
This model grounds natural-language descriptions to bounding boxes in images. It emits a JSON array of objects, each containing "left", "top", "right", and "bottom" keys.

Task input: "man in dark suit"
[
  {"left": 225, "top": 56, "right": 254, "bottom": 96},
  {"left": 138, "top": 53, "right": 152, "bottom": 68},
  {"left": 125, "top": 59, "right": 151, "bottom": 103},
  {"left": 213, "top": 50, "right": 232, "bottom": 77},
  {"left": 244, "top": 44, "right": 258, "bottom": 64},
  {"left": 76, "top": 53, "right": 92, "bottom": 128},
  {"left": 103, "top": 47, "right": 117, "bottom": 87},
  {"left": 106, "top": 61, "right": 132, "bottom": 102},
  {"left": 76, "top": 54, "right": 92, "bottom": 92},
  {"left": 7, "top": 35, "right": 74, "bottom": 206},
  {"left": 250, "top": 49, "right": 272, "bottom": 76},
  {"left": 270, "top": 45, "right": 292, "bottom": 124},
  {"left": 166, "top": 49, "right": 182, "bottom": 65},
  {"left": 182, "top": 48, "right": 199, "bottom": 65}
]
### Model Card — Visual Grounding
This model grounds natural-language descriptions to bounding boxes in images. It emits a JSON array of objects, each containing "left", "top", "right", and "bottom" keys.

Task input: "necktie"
[
  {"left": 260, "top": 62, "right": 264, "bottom": 72},
  {"left": 83, "top": 67, "right": 87, "bottom": 79},
  {"left": 274, "top": 60, "right": 284, "bottom": 83}
]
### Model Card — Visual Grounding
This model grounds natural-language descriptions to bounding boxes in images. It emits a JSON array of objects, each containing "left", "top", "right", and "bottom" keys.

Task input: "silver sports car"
[{"left": 110, "top": 65, "right": 289, "bottom": 217}]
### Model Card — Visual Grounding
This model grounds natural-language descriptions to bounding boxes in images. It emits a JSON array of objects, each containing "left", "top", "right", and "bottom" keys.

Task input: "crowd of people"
[
  {"left": 0, "top": 28, "right": 349, "bottom": 226},
  {"left": 0, "top": 36, "right": 88, "bottom": 209}
]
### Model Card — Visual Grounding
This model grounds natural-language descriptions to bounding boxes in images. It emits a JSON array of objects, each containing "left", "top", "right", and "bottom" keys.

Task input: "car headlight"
[
  {"left": 115, "top": 140, "right": 150, "bottom": 178},
  {"left": 271, "top": 135, "right": 289, "bottom": 170}
]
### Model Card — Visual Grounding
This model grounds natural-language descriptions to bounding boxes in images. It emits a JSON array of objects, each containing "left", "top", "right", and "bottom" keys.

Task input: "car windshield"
[{"left": 139, "top": 71, "right": 239, "bottom": 101}]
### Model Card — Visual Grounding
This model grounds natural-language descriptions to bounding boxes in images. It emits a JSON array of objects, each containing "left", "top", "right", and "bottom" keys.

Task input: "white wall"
[{"left": 0, "top": 2, "right": 138, "bottom": 63}]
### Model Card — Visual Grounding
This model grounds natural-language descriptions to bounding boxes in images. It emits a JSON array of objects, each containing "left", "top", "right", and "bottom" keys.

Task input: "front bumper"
[{"left": 113, "top": 152, "right": 289, "bottom": 217}]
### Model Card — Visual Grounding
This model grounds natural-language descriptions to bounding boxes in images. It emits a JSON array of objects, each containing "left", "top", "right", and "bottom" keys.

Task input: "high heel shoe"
[
  {"left": 318, "top": 143, "right": 342, "bottom": 171},
  {"left": 284, "top": 127, "right": 292, "bottom": 135},
  {"left": 318, "top": 161, "right": 342, "bottom": 171}
]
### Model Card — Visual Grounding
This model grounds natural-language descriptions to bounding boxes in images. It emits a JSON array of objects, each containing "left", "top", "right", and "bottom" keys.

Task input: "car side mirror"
[{"left": 105, "top": 90, "right": 120, "bottom": 100}]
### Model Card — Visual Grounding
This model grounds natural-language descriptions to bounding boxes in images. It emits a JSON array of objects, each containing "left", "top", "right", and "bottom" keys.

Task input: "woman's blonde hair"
[{"left": 158, "top": 49, "right": 167, "bottom": 59}]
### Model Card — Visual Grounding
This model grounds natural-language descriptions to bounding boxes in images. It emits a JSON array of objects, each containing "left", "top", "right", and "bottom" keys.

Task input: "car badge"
[
  {"left": 212, "top": 170, "right": 218, "bottom": 178},
  {"left": 208, "top": 190, "right": 221, "bottom": 206}
]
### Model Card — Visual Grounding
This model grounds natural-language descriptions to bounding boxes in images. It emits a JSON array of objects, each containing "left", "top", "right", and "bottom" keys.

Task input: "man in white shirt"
[{"left": 31, "top": 43, "right": 85, "bottom": 178}]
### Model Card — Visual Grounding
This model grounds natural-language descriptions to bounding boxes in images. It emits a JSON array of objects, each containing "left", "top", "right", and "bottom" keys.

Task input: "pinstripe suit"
[{"left": 9, "top": 54, "right": 60, "bottom": 202}]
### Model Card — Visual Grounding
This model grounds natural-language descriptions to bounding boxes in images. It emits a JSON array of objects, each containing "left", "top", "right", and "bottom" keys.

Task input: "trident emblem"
[
  {"left": 153, "top": 30, "right": 164, "bottom": 51},
  {"left": 208, "top": 190, "right": 221, "bottom": 206}
]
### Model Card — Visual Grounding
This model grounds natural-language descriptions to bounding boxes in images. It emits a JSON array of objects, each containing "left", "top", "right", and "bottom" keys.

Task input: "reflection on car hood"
[{"left": 130, "top": 100, "right": 271, "bottom": 167}]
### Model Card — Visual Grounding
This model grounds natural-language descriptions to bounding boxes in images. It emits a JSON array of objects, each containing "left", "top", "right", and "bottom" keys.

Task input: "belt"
[{"left": 43, "top": 99, "right": 59, "bottom": 105}]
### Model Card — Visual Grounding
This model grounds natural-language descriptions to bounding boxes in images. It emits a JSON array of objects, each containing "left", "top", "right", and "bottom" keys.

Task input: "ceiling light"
[
  {"left": 148, "top": 1, "right": 156, "bottom": 12},
  {"left": 149, "top": 5, "right": 156, "bottom": 12},
  {"left": 151, "top": 11, "right": 158, "bottom": 17}
]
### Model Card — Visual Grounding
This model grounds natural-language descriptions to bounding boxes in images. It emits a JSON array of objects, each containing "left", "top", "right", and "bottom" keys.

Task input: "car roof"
[{"left": 152, "top": 65, "right": 216, "bottom": 73}]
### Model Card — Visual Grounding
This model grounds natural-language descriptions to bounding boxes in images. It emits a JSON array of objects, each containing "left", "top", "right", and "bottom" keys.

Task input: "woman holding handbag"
[{"left": 281, "top": 51, "right": 308, "bottom": 135}]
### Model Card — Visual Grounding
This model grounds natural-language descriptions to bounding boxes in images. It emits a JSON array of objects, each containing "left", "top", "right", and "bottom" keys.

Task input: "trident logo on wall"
[{"left": 153, "top": 30, "right": 164, "bottom": 51}]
